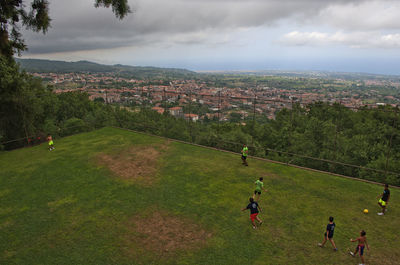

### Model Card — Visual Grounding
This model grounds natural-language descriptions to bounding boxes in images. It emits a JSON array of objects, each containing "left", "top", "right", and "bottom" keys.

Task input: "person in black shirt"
[
  {"left": 318, "top": 216, "right": 337, "bottom": 251},
  {"left": 241, "top": 197, "right": 263, "bottom": 229},
  {"left": 377, "top": 184, "right": 390, "bottom": 216}
]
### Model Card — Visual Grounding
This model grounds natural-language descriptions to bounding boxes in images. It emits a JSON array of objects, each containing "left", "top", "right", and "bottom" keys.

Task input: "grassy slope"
[{"left": 0, "top": 127, "right": 399, "bottom": 265}]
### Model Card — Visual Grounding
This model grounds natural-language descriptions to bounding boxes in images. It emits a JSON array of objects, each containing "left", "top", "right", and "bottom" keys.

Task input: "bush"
[{"left": 61, "top": 118, "right": 88, "bottom": 136}]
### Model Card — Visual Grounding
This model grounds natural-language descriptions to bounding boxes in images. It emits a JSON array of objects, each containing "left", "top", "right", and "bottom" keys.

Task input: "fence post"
[
  {"left": 287, "top": 98, "right": 294, "bottom": 164},
  {"left": 384, "top": 111, "right": 397, "bottom": 182},
  {"left": 217, "top": 90, "right": 221, "bottom": 149},
  {"left": 189, "top": 89, "right": 192, "bottom": 142},
  {"left": 333, "top": 102, "right": 341, "bottom": 172},
  {"left": 251, "top": 92, "right": 257, "bottom": 155},
  {"left": 163, "top": 87, "right": 167, "bottom": 136}
]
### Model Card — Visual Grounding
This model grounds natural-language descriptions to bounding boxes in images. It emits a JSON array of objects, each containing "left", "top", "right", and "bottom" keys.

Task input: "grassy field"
[{"left": 1, "top": 127, "right": 399, "bottom": 265}]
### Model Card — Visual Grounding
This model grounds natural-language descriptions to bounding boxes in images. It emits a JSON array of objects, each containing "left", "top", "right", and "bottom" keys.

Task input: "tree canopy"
[{"left": 0, "top": 0, "right": 130, "bottom": 58}]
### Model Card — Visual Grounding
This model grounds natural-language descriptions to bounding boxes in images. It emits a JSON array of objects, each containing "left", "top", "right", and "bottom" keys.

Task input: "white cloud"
[{"left": 281, "top": 31, "right": 400, "bottom": 49}]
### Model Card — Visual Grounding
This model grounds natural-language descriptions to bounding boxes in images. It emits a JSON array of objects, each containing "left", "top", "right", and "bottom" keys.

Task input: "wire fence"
[
  {"left": 0, "top": 124, "right": 94, "bottom": 150},
  {"left": 2, "top": 86, "right": 399, "bottom": 185},
  {"left": 115, "top": 86, "right": 400, "bottom": 184}
]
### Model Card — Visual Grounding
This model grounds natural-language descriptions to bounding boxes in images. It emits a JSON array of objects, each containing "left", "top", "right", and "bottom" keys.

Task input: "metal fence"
[
  {"left": 116, "top": 86, "right": 400, "bottom": 185},
  {"left": 1, "top": 87, "right": 399, "bottom": 185}
]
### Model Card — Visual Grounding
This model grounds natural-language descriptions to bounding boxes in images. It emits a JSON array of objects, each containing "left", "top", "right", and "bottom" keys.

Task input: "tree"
[{"left": 0, "top": 0, "right": 130, "bottom": 58}]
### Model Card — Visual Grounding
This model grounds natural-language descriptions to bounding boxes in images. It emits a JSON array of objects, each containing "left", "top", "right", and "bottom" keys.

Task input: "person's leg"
[
  {"left": 329, "top": 238, "right": 337, "bottom": 250},
  {"left": 378, "top": 201, "right": 384, "bottom": 212},
  {"left": 256, "top": 215, "right": 262, "bottom": 224},
  {"left": 319, "top": 235, "right": 327, "bottom": 247},
  {"left": 252, "top": 191, "right": 257, "bottom": 199},
  {"left": 256, "top": 192, "right": 261, "bottom": 201},
  {"left": 250, "top": 214, "right": 257, "bottom": 228},
  {"left": 359, "top": 246, "right": 365, "bottom": 264}
]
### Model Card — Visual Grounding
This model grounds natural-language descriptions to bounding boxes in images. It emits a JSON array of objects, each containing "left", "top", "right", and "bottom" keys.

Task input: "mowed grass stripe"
[{"left": 0, "top": 127, "right": 399, "bottom": 265}]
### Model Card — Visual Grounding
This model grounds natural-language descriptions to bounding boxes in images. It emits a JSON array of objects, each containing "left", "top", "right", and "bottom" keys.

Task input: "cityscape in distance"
[{"left": 19, "top": 58, "right": 400, "bottom": 122}]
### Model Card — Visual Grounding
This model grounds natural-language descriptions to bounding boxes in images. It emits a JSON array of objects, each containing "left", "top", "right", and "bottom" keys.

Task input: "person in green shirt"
[
  {"left": 241, "top": 144, "right": 248, "bottom": 166},
  {"left": 253, "top": 177, "right": 267, "bottom": 200}
]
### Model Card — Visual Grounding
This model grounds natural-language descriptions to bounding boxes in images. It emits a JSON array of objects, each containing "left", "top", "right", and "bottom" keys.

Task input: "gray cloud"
[{"left": 22, "top": 0, "right": 397, "bottom": 54}]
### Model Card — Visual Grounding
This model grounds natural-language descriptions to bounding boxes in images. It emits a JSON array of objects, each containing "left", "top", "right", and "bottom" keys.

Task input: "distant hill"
[{"left": 15, "top": 58, "right": 198, "bottom": 79}]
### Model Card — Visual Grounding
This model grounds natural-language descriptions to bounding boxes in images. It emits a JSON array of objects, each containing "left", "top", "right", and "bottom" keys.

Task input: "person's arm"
[
  {"left": 365, "top": 238, "right": 369, "bottom": 250},
  {"left": 325, "top": 230, "right": 330, "bottom": 239},
  {"left": 387, "top": 194, "right": 390, "bottom": 203},
  {"left": 241, "top": 207, "right": 248, "bottom": 211},
  {"left": 377, "top": 192, "right": 383, "bottom": 199},
  {"left": 257, "top": 204, "right": 262, "bottom": 212},
  {"left": 350, "top": 237, "right": 358, "bottom": 242}
]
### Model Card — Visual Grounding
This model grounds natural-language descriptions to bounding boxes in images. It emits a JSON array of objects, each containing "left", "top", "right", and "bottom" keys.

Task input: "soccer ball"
[{"left": 363, "top": 209, "right": 369, "bottom": 214}]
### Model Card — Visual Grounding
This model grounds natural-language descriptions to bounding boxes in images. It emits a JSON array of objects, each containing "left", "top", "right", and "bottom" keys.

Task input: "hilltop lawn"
[{"left": 0, "top": 127, "right": 399, "bottom": 265}]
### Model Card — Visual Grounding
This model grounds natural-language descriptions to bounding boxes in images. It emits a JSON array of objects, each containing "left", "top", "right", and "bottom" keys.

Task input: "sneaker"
[
  {"left": 377, "top": 212, "right": 384, "bottom": 216},
  {"left": 253, "top": 226, "right": 256, "bottom": 229},
  {"left": 349, "top": 251, "right": 355, "bottom": 257},
  {"left": 259, "top": 221, "right": 263, "bottom": 226},
  {"left": 333, "top": 248, "right": 337, "bottom": 251},
  {"left": 318, "top": 243, "right": 322, "bottom": 247}
]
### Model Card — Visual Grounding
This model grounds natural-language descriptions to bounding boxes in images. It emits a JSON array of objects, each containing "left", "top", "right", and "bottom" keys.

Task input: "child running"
[
  {"left": 47, "top": 134, "right": 55, "bottom": 151},
  {"left": 242, "top": 197, "right": 263, "bottom": 229},
  {"left": 349, "top": 230, "right": 369, "bottom": 265},
  {"left": 241, "top": 144, "right": 248, "bottom": 166},
  {"left": 253, "top": 177, "right": 268, "bottom": 201},
  {"left": 377, "top": 184, "right": 390, "bottom": 215},
  {"left": 318, "top": 216, "right": 337, "bottom": 251}
]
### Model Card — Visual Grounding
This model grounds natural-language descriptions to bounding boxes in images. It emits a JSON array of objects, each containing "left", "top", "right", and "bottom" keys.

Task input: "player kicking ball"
[
  {"left": 242, "top": 197, "right": 263, "bottom": 229},
  {"left": 349, "top": 230, "right": 369, "bottom": 265}
]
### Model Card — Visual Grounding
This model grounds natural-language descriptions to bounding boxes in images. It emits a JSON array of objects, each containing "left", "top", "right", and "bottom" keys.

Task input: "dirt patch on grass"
[
  {"left": 123, "top": 212, "right": 212, "bottom": 257},
  {"left": 97, "top": 143, "right": 168, "bottom": 185}
]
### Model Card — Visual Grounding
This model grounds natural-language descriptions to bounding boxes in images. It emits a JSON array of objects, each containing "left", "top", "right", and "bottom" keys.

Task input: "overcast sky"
[{"left": 21, "top": 0, "right": 400, "bottom": 74}]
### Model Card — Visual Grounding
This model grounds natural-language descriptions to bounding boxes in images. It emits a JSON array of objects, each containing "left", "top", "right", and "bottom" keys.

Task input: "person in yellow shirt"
[
  {"left": 241, "top": 144, "right": 248, "bottom": 166},
  {"left": 47, "top": 134, "right": 55, "bottom": 151},
  {"left": 253, "top": 177, "right": 268, "bottom": 201}
]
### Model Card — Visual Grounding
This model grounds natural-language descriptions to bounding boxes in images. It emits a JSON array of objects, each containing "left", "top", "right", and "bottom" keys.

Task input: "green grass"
[{"left": 1, "top": 127, "right": 399, "bottom": 265}]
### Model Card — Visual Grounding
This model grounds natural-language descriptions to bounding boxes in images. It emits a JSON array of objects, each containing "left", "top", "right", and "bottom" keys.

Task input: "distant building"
[
  {"left": 152, "top": 106, "right": 165, "bottom": 114},
  {"left": 169, "top": 107, "right": 183, "bottom": 117},
  {"left": 184, "top": 113, "right": 199, "bottom": 122}
]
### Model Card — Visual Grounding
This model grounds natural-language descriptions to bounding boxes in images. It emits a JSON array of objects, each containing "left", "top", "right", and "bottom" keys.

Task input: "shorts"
[
  {"left": 241, "top": 155, "right": 247, "bottom": 160},
  {"left": 324, "top": 232, "right": 333, "bottom": 239},
  {"left": 254, "top": 190, "right": 261, "bottom": 195},
  {"left": 379, "top": 198, "right": 387, "bottom": 206},
  {"left": 358, "top": 245, "right": 365, "bottom": 256},
  {"left": 250, "top": 213, "right": 258, "bottom": 221},
  {"left": 48, "top": 140, "right": 54, "bottom": 146}
]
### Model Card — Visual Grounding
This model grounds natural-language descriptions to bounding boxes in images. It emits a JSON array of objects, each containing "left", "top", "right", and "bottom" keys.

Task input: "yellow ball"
[{"left": 363, "top": 209, "right": 369, "bottom": 214}]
